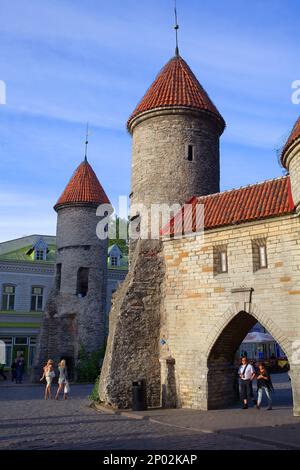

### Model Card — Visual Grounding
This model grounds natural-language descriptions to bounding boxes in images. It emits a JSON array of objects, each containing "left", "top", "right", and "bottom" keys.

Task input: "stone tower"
[
  {"left": 32, "top": 159, "right": 110, "bottom": 380},
  {"left": 281, "top": 116, "right": 300, "bottom": 211},
  {"left": 128, "top": 54, "right": 225, "bottom": 213},
  {"left": 99, "top": 54, "right": 225, "bottom": 408}
]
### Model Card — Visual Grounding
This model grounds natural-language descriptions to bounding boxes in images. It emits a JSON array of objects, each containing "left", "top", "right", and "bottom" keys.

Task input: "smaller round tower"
[
  {"left": 281, "top": 116, "right": 300, "bottom": 211},
  {"left": 33, "top": 158, "right": 110, "bottom": 379}
]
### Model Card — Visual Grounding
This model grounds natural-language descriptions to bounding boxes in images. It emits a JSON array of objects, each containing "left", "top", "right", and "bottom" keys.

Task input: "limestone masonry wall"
[{"left": 160, "top": 213, "right": 300, "bottom": 414}]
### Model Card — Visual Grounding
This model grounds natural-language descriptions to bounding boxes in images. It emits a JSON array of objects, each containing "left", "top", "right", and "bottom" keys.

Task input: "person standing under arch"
[
  {"left": 256, "top": 362, "right": 273, "bottom": 410},
  {"left": 238, "top": 356, "right": 256, "bottom": 409}
]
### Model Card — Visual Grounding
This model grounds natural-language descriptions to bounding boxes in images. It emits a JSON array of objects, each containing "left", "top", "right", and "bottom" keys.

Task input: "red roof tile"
[
  {"left": 282, "top": 116, "right": 300, "bottom": 167},
  {"left": 128, "top": 55, "right": 225, "bottom": 132},
  {"left": 54, "top": 160, "right": 110, "bottom": 210},
  {"left": 161, "top": 176, "right": 294, "bottom": 236}
]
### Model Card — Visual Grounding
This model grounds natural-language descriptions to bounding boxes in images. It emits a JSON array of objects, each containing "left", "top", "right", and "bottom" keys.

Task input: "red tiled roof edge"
[
  {"left": 54, "top": 160, "right": 110, "bottom": 210},
  {"left": 161, "top": 176, "right": 294, "bottom": 237},
  {"left": 282, "top": 116, "right": 300, "bottom": 167}
]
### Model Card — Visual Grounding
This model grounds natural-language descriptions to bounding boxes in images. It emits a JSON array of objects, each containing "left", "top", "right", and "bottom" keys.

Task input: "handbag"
[{"left": 64, "top": 382, "right": 70, "bottom": 394}]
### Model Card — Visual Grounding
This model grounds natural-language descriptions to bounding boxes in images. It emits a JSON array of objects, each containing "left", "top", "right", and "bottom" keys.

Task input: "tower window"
[
  {"left": 76, "top": 267, "right": 89, "bottom": 298},
  {"left": 2, "top": 285, "right": 15, "bottom": 310},
  {"left": 187, "top": 145, "right": 194, "bottom": 161},
  {"left": 31, "top": 286, "right": 44, "bottom": 311},
  {"left": 55, "top": 263, "right": 62, "bottom": 291}
]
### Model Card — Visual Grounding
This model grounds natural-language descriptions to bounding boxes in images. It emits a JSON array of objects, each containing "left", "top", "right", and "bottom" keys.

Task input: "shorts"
[{"left": 46, "top": 376, "right": 52, "bottom": 386}]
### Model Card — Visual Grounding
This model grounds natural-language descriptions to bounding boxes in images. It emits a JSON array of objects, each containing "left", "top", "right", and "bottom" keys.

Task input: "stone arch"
[
  {"left": 206, "top": 303, "right": 292, "bottom": 410},
  {"left": 206, "top": 302, "right": 292, "bottom": 361}
]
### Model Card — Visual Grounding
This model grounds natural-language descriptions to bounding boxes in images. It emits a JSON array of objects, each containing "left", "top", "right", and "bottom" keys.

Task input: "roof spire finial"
[
  {"left": 174, "top": 0, "right": 179, "bottom": 56},
  {"left": 84, "top": 122, "right": 89, "bottom": 162}
]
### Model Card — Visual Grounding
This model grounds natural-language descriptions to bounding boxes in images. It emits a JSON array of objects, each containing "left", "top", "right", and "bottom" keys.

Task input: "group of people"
[
  {"left": 0, "top": 355, "right": 26, "bottom": 383},
  {"left": 40, "top": 359, "right": 70, "bottom": 400},
  {"left": 238, "top": 356, "right": 274, "bottom": 410}
]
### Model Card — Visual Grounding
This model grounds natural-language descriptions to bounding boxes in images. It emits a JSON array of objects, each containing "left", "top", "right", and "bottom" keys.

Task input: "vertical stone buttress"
[{"left": 99, "top": 55, "right": 225, "bottom": 408}]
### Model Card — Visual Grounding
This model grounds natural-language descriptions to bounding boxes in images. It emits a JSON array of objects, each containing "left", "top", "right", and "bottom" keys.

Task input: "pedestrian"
[
  {"left": 11, "top": 359, "right": 17, "bottom": 382},
  {"left": 40, "top": 359, "right": 55, "bottom": 399},
  {"left": 55, "top": 359, "right": 68, "bottom": 400},
  {"left": 15, "top": 355, "right": 25, "bottom": 384},
  {"left": 0, "top": 363, "right": 7, "bottom": 380},
  {"left": 238, "top": 355, "right": 256, "bottom": 409},
  {"left": 256, "top": 362, "right": 274, "bottom": 410}
]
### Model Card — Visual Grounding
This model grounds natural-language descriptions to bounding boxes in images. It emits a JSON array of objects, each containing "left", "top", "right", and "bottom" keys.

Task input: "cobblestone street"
[{"left": 0, "top": 374, "right": 298, "bottom": 450}]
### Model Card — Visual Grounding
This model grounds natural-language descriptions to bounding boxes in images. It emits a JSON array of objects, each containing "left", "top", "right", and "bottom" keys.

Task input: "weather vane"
[
  {"left": 84, "top": 122, "right": 89, "bottom": 161},
  {"left": 174, "top": 0, "right": 179, "bottom": 56}
]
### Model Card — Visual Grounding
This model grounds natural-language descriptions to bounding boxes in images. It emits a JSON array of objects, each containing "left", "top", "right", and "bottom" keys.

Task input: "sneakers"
[
  {"left": 242, "top": 404, "right": 248, "bottom": 409},
  {"left": 256, "top": 404, "right": 261, "bottom": 410},
  {"left": 267, "top": 406, "right": 272, "bottom": 410}
]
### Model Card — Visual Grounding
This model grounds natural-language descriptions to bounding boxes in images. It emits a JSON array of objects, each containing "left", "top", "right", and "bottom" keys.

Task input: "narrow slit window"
[
  {"left": 76, "top": 267, "right": 89, "bottom": 298},
  {"left": 55, "top": 263, "right": 62, "bottom": 291},
  {"left": 259, "top": 245, "right": 267, "bottom": 269},
  {"left": 188, "top": 145, "right": 194, "bottom": 161},
  {"left": 220, "top": 251, "right": 228, "bottom": 273}
]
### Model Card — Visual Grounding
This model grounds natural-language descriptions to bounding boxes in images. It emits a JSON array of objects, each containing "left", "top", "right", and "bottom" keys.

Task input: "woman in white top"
[
  {"left": 55, "top": 359, "right": 68, "bottom": 400},
  {"left": 40, "top": 359, "right": 55, "bottom": 400}
]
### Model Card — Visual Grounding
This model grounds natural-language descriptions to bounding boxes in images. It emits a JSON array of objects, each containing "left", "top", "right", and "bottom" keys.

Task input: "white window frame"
[
  {"left": 30, "top": 286, "right": 44, "bottom": 311},
  {"left": 2, "top": 285, "right": 15, "bottom": 311},
  {"left": 111, "top": 256, "right": 118, "bottom": 267},
  {"left": 35, "top": 249, "right": 45, "bottom": 261}
]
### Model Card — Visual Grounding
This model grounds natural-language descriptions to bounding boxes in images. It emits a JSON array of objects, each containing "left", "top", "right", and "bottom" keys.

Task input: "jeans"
[
  {"left": 16, "top": 369, "right": 23, "bottom": 384},
  {"left": 257, "top": 386, "right": 272, "bottom": 407}
]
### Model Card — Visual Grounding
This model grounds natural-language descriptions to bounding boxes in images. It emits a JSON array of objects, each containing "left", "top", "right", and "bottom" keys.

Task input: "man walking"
[{"left": 238, "top": 356, "right": 256, "bottom": 409}]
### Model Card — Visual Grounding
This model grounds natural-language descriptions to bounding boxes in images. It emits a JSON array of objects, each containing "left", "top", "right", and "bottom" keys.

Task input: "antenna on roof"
[
  {"left": 84, "top": 122, "right": 89, "bottom": 162},
  {"left": 174, "top": 0, "right": 179, "bottom": 56}
]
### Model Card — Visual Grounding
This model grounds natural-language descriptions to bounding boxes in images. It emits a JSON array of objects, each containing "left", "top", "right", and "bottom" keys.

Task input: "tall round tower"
[
  {"left": 281, "top": 116, "right": 300, "bottom": 212},
  {"left": 33, "top": 158, "right": 110, "bottom": 380},
  {"left": 128, "top": 54, "right": 225, "bottom": 213}
]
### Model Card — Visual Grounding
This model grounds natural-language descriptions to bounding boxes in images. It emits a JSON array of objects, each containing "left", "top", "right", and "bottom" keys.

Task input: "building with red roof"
[{"left": 100, "top": 47, "right": 300, "bottom": 419}]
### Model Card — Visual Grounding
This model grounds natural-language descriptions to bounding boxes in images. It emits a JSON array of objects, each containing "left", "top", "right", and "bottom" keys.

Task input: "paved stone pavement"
[{"left": 0, "top": 374, "right": 298, "bottom": 450}]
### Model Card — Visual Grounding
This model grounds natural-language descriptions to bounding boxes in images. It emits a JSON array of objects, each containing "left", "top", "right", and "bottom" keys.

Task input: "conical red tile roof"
[
  {"left": 54, "top": 160, "right": 110, "bottom": 210},
  {"left": 128, "top": 55, "right": 225, "bottom": 132},
  {"left": 282, "top": 116, "right": 300, "bottom": 167}
]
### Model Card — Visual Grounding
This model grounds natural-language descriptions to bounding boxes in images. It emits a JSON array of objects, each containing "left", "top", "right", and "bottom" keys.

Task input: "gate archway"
[{"left": 207, "top": 310, "right": 291, "bottom": 410}]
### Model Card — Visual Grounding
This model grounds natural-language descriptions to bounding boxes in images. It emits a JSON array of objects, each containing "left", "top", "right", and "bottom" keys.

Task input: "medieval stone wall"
[
  {"left": 99, "top": 239, "right": 165, "bottom": 408},
  {"left": 160, "top": 213, "right": 300, "bottom": 415}
]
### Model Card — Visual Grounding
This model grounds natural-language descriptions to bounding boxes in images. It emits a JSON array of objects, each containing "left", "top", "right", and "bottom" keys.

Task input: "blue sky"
[{"left": 0, "top": 0, "right": 299, "bottom": 241}]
